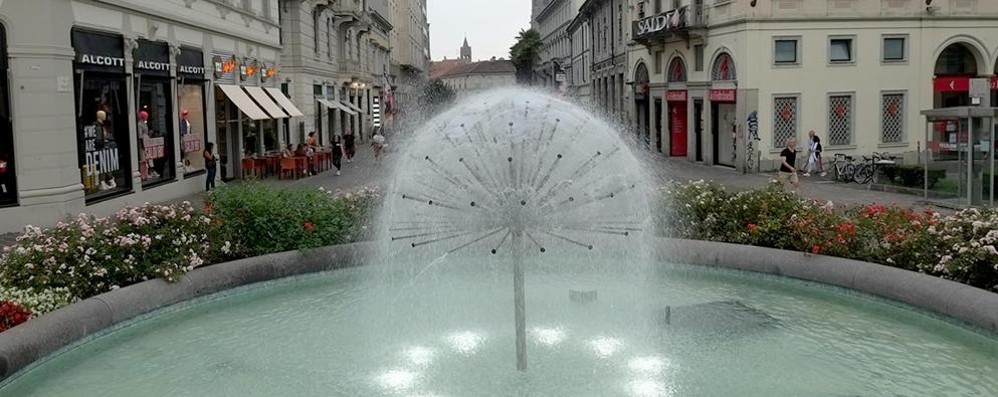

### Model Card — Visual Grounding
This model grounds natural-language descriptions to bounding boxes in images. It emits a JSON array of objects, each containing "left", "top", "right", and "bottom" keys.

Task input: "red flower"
[
  {"left": 0, "top": 301, "right": 32, "bottom": 332},
  {"left": 747, "top": 223, "right": 758, "bottom": 232},
  {"left": 811, "top": 245, "right": 821, "bottom": 254},
  {"left": 304, "top": 222, "right": 315, "bottom": 232}
]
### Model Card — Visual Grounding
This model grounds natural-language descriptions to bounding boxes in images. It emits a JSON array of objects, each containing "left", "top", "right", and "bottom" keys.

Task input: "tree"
[
  {"left": 415, "top": 79, "right": 456, "bottom": 120},
  {"left": 509, "top": 29, "right": 541, "bottom": 85}
]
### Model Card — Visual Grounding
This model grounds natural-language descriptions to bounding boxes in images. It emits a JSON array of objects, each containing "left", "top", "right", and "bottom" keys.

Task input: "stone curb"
[
  {"left": 655, "top": 238, "right": 998, "bottom": 335},
  {"left": 2, "top": 239, "right": 996, "bottom": 382},
  {"left": 0, "top": 243, "right": 373, "bottom": 381}
]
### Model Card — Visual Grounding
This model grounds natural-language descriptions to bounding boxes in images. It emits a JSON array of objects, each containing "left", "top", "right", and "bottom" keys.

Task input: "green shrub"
[
  {"left": 206, "top": 183, "right": 380, "bottom": 257},
  {"left": 892, "top": 165, "right": 946, "bottom": 189},
  {"left": 662, "top": 182, "right": 998, "bottom": 291},
  {"left": 0, "top": 202, "right": 223, "bottom": 301}
]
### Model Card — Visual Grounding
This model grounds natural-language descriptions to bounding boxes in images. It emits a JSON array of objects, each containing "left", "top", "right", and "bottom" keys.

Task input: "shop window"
[
  {"left": 0, "top": 24, "right": 14, "bottom": 206},
  {"left": 73, "top": 29, "right": 132, "bottom": 202},
  {"left": 179, "top": 84, "right": 207, "bottom": 175},
  {"left": 881, "top": 93, "right": 905, "bottom": 144},
  {"left": 178, "top": 47, "right": 207, "bottom": 177},
  {"left": 773, "top": 96, "right": 798, "bottom": 148},
  {"left": 135, "top": 40, "right": 174, "bottom": 187},
  {"left": 827, "top": 94, "right": 853, "bottom": 146}
]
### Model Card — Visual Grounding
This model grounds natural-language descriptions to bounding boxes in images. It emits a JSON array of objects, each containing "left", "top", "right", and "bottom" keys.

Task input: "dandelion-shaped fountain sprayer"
[{"left": 379, "top": 89, "right": 653, "bottom": 372}]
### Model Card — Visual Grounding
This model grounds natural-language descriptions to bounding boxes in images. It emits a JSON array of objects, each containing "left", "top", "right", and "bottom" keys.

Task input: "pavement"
[{"left": 0, "top": 143, "right": 943, "bottom": 246}]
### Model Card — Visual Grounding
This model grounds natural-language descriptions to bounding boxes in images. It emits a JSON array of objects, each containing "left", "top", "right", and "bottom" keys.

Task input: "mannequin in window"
[
  {"left": 94, "top": 110, "right": 111, "bottom": 148},
  {"left": 179, "top": 109, "right": 191, "bottom": 137},
  {"left": 138, "top": 111, "right": 156, "bottom": 180}
]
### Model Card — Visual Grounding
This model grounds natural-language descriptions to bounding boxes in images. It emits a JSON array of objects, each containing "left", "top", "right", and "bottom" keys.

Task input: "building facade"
[
  {"left": 0, "top": 0, "right": 299, "bottom": 233},
  {"left": 534, "top": 0, "right": 583, "bottom": 92},
  {"left": 569, "top": 0, "right": 629, "bottom": 120},
  {"left": 389, "top": 0, "right": 430, "bottom": 124},
  {"left": 622, "top": 0, "right": 998, "bottom": 173},
  {"left": 279, "top": 0, "right": 392, "bottom": 149},
  {"left": 437, "top": 60, "right": 517, "bottom": 99}
]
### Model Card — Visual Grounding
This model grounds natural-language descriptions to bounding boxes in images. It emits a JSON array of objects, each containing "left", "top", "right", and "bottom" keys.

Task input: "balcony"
[{"left": 631, "top": 5, "right": 707, "bottom": 47}]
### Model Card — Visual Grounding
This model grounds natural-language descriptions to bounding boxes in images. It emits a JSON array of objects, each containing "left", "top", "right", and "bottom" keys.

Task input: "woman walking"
[
  {"left": 804, "top": 130, "right": 826, "bottom": 177},
  {"left": 344, "top": 129, "right": 356, "bottom": 163},
  {"left": 331, "top": 134, "right": 345, "bottom": 176},
  {"left": 204, "top": 142, "right": 218, "bottom": 191}
]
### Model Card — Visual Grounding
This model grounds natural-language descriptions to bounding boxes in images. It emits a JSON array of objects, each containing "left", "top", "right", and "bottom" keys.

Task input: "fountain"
[
  {"left": 1, "top": 89, "right": 997, "bottom": 397},
  {"left": 379, "top": 88, "right": 652, "bottom": 372}
]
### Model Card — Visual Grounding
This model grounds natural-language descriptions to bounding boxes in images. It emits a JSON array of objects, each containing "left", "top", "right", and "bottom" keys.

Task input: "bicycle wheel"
[
  {"left": 853, "top": 164, "right": 873, "bottom": 184},
  {"left": 842, "top": 164, "right": 855, "bottom": 183}
]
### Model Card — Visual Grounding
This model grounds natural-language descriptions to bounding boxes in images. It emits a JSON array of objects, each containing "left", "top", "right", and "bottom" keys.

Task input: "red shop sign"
[
  {"left": 933, "top": 76, "right": 971, "bottom": 92},
  {"left": 709, "top": 89, "right": 736, "bottom": 103},
  {"left": 665, "top": 89, "right": 687, "bottom": 102}
]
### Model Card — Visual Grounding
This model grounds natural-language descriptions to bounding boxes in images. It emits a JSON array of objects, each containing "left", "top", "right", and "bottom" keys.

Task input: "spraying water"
[{"left": 377, "top": 88, "right": 654, "bottom": 371}]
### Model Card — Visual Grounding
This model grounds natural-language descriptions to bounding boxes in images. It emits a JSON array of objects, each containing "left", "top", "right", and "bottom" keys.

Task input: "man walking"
[{"left": 779, "top": 138, "right": 801, "bottom": 193}]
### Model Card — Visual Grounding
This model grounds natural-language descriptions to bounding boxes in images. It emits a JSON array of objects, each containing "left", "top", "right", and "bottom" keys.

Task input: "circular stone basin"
[{"left": 2, "top": 263, "right": 997, "bottom": 397}]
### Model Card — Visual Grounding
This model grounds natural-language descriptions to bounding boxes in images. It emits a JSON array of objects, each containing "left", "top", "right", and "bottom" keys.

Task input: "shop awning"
[
  {"left": 244, "top": 86, "right": 288, "bottom": 119},
  {"left": 218, "top": 84, "right": 270, "bottom": 120},
  {"left": 318, "top": 98, "right": 358, "bottom": 115},
  {"left": 264, "top": 87, "right": 305, "bottom": 117},
  {"left": 342, "top": 100, "right": 363, "bottom": 114}
]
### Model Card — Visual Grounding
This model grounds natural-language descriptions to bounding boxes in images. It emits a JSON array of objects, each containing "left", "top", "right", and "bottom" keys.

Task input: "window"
[
  {"left": 774, "top": 38, "right": 799, "bottom": 64},
  {"left": 829, "top": 37, "right": 854, "bottom": 63},
  {"left": 179, "top": 84, "right": 207, "bottom": 176},
  {"left": 881, "top": 93, "right": 905, "bottom": 143},
  {"left": 694, "top": 44, "right": 704, "bottom": 71},
  {"left": 76, "top": 74, "right": 132, "bottom": 200},
  {"left": 773, "top": 96, "right": 798, "bottom": 148},
  {"left": 883, "top": 36, "right": 906, "bottom": 62},
  {"left": 137, "top": 77, "right": 175, "bottom": 187},
  {"left": 313, "top": 84, "right": 323, "bottom": 96},
  {"left": 827, "top": 94, "right": 853, "bottom": 146}
]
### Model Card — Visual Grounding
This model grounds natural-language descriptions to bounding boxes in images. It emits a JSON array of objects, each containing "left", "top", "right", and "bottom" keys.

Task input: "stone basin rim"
[{"left": 0, "top": 238, "right": 996, "bottom": 382}]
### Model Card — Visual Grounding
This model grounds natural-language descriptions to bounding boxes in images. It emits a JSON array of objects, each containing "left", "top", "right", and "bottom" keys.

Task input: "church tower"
[{"left": 460, "top": 37, "right": 472, "bottom": 63}]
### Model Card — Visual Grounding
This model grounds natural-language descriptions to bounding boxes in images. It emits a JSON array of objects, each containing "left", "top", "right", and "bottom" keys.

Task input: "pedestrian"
[
  {"left": 778, "top": 138, "right": 801, "bottom": 193},
  {"left": 307, "top": 131, "right": 318, "bottom": 147},
  {"left": 372, "top": 128, "right": 387, "bottom": 164},
  {"left": 804, "top": 130, "right": 826, "bottom": 177},
  {"left": 331, "top": 134, "right": 344, "bottom": 176},
  {"left": 204, "top": 142, "right": 217, "bottom": 191},
  {"left": 281, "top": 144, "right": 294, "bottom": 158},
  {"left": 344, "top": 129, "right": 356, "bottom": 163}
]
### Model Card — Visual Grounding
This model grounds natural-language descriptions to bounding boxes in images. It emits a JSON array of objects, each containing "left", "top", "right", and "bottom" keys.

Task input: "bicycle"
[
  {"left": 852, "top": 152, "right": 897, "bottom": 184},
  {"left": 831, "top": 153, "right": 857, "bottom": 183}
]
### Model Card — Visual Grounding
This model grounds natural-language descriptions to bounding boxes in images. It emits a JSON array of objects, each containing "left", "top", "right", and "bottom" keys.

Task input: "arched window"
[
  {"left": 667, "top": 57, "right": 686, "bottom": 83},
  {"left": 711, "top": 52, "right": 736, "bottom": 81}
]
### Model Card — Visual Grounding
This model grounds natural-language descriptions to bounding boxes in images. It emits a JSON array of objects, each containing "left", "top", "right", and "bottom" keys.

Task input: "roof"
[
  {"left": 429, "top": 59, "right": 463, "bottom": 79},
  {"left": 434, "top": 60, "right": 516, "bottom": 79},
  {"left": 921, "top": 106, "right": 998, "bottom": 120}
]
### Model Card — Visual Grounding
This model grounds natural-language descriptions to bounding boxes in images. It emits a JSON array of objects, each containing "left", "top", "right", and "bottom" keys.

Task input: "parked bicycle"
[
  {"left": 831, "top": 153, "right": 857, "bottom": 183},
  {"left": 852, "top": 152, "right": 897, "bottom": 184}
]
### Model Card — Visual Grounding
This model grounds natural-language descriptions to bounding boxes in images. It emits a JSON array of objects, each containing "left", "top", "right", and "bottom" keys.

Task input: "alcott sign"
[{"left": 633, "top": 6, "right": 687, "bottom": 39}]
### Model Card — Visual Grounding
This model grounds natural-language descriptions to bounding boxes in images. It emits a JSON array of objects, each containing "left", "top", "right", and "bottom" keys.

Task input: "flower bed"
[
  {"left": 0, "top": 184, "right": 379, "bottom": 333},
  {"left": 659, "top": 180, "right": 998, "bottom": 292}
]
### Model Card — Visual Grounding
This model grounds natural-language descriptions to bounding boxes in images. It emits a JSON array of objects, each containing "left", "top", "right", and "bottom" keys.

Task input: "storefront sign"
[
  {"left": 182, "top": 133, "right": 202, "bottom": 153},
  {"left": 213, "top": 55, "right": 237, "bottom": 79},
  {"left": 665, "top": 89, "right": 687, "bottom": 102},
  {"left": 260, "top": 63, "right": 277, "bottom": 82},
  {"left": 177, "top": 48, "right": 206, "bottom": 78},
  {"left": 82, "top": 123, "right": 122, "bottom": 178},
  {"left": 240, "top": 59, "right": 258, "bottom": 81},
  {"left": 143, "top": 137, "right": 166, "bottom": 160},
  {"left": 709, "top": 89, "right": 737, "bottom": 103},
  {"left": 72, "top": 29, "right": 125, "bottom": 73},
  {"left": 135, "top": 40, "right": 170, "bottom": 76},
  {"left": 633, "top": 6, "right": 687, "bottom": 39}
]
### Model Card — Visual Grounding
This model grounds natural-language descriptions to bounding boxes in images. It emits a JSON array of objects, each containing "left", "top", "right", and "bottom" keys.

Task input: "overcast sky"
[{"left": 428, "top": 0, "right": 532, "bottom": 61}]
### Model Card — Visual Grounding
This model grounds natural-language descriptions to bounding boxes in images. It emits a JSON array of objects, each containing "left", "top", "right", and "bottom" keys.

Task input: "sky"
[{"left": 428, "top": 0, "right": 532, "bottom": 62}]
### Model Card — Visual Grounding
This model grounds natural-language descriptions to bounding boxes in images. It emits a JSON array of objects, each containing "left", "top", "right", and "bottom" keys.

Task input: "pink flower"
[{"left": 811, "top": 245, "right": 821, "bottom": 254}]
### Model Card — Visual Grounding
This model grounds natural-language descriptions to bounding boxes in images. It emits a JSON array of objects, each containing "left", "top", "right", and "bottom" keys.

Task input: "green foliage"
[
  {"left": 884, "top": 165, "right": 946, "bottom": 189},
  {"left": 509, "top": 29, "right": 541, "bottom": 84},
  {"left": 662, "top": 181, "right": 998, "bottom": 291},
  {"left": 0, "top": 202, "right": 221, "bottom": 301},
  {"left": 206, "top": 183, "right": 379, "bottom": 257},
  {"left": 417, "top": 79, "right": 456, "bottom": 117}
]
